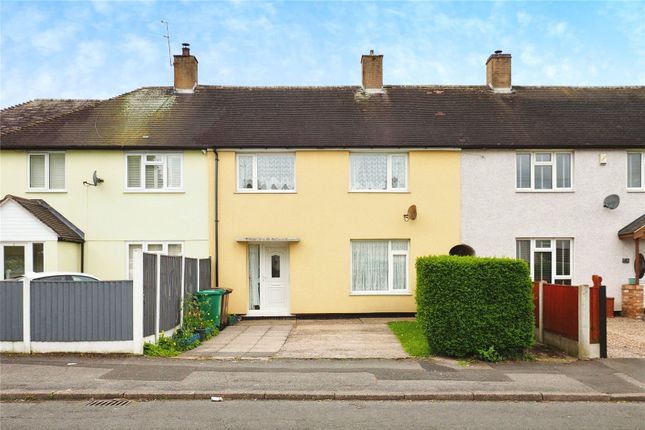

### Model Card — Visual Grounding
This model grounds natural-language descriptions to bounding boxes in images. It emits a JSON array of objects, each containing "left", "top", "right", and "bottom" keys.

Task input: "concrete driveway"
[{"left": 181, "top": 318, "right": 412, "bottom": 359}]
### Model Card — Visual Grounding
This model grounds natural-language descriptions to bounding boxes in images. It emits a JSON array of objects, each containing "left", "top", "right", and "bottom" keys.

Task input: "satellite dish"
[
  {"left": 603, "top": 194, "right": 619, "bottom": 209},
  {"left": 637, "top": 253, "right": 645, "bottom": 279},
  {"left": 92, "top": 171, "right": 104, "bottom": 186},
  {"left": 404, "top": 205, "right": 417, "bottom": 222},
  {"left": 449, "top": 244, "right": 476, "bottom": 257}
]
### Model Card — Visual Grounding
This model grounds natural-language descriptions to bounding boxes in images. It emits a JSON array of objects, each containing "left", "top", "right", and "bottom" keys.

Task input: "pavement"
[
  {"left": 1, "top": 354, "right": 644, "bottom": 402},
  {"left": 182, "top": 318, "right": 410, "bottom": 359}
]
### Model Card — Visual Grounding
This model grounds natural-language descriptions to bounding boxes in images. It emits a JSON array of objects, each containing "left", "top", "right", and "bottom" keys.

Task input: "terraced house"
[{"left": 1, "top": 45, "right": 643, "bottom": 315}]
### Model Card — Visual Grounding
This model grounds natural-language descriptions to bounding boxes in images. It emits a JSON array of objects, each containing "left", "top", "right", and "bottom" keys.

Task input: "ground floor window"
[
  {"left": 516, "top": 238, "right": 572, "bottom": 285},
  {"left": 127, "top": 242, "right": 183, "bottom": 279},
  {"left": 351, "top": 240, "right": 409, "bottom": 293},
  {"left": 1, "top": 242, "right": 44, "bottom": 279}
]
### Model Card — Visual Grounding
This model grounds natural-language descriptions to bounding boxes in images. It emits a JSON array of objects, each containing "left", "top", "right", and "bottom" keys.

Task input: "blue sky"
[{"left": 1, "top": 1, "right": 644, "bottom": 108}]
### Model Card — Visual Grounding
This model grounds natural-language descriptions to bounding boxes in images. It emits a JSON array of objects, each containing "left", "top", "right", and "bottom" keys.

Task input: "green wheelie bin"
[{"left": 194, "top": 289, "right": 227, "bottom": 328}]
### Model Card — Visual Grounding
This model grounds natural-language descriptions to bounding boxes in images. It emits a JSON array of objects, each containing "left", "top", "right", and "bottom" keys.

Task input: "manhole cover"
[{"left": 86, "top": 399, "right": 131, "bottom": 407}]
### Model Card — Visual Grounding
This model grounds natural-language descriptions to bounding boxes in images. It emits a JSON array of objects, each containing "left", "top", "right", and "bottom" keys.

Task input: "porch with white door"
[{"left": 245, "top": 241, "right": 292, "bottom": 316}]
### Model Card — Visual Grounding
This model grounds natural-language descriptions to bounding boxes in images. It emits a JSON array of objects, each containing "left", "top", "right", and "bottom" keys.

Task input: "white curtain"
[
  {"left": 257, "top": 154, "right": 294, "bottom": 190},
  {"left": 238, "top": 155, "right": 253, "bottom": 189},
  {"left": 392, "top": 255, "right": 406, "bottom": 290},
  {"left": 166, "top": 154, "right": 182, "bottom": 188},
  {"left": 350, "top": 154, "right": 387, "bottom": 190},
  {"left": 127, "top": 155, "right": 141, "bottom": 188},
  {"left": 391, "top": 155, "right": 406, "bottom": 189},
  {"left": 352, "top": 241, "right": 388, "bottom": 291},
  {"left": 248, "top": 244, "right": 261, "bottom": 309}
]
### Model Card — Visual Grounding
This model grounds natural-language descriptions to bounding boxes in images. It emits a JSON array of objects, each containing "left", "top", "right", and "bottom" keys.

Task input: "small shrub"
[
  {"left": 416, "top": 255, "right": 534, "bottom": 358},
  {"left": 477, "top": 346, "right": 503, "bottom": 362}
]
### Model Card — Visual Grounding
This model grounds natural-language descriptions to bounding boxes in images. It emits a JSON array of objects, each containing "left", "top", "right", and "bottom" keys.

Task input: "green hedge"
[{"left": 416, "top": 255, "right": 534, "bottom": 357}]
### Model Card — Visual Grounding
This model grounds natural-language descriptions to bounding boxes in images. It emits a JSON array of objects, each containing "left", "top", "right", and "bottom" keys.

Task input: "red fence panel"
[
  {"left": 532, "top": 282, "right": 540, "bottom": 328},
  {"left": 590, "top": 287, "right": 600, "bottom": 343},
  {"left": 542, "top": 283, "right": 578, "bottom": 341}
]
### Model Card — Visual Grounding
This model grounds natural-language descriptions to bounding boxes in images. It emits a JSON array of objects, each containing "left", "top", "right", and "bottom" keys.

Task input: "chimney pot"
[
  {"left": 174, "top": 43, "right": 198, "bottom": 93},
  {"left": 361, "top": 50, "right": 383, "bottom": 93},
  {"left": 486, "top": 50, "right": 512, "bottom": 93}
]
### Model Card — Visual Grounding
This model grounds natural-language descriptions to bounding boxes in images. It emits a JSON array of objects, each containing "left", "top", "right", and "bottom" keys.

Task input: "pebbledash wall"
[
  {"left": 215, "top": 150, "right": 461, "bottom": 315},
  {"left": 461, "top": 149, "right": 644, "bottom": 310},
  {"left": 0, "top": 149, "right": 210, "bottom": 280}
]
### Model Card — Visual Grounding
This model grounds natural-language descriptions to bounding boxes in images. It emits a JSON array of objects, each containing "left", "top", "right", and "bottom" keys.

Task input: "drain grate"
[{"left": 86, "top": 399, "right": 131, "bottom": 407}]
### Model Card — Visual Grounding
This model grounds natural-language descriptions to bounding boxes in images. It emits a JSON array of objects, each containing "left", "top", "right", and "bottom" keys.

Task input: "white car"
[{"left": 18, "top": 272, "right": 100, "bottom": 282}]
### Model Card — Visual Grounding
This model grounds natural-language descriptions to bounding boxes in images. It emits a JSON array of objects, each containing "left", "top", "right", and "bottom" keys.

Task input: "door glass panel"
[
  {"left": 32, "top": 243, "right": 44, "bottom": 272},
  {"left": 271, "top": 255, "right": 280, "bottom": 278},
  {"left": 248, "top": 245, "right": 260, "bottom": 310},
  {"left": 4, "top": 246, "right": 25, "bottom": 279},
  {"left": 534, "top": 251, "right": 552, "bottom": 283}
]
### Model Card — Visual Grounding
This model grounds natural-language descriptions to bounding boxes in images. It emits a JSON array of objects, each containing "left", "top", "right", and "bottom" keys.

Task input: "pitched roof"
[
  {"left": 0, "top": 195, "right": 84, "bottom": 243},
  {"left": 1, "top": 99, "right": 100, "bottom": 136},
  {"left": 618, "top": 214, "right": 645, "bottom": 239},
  {"left": 1, "top": 85, "right": 644, "bottom": 149}
]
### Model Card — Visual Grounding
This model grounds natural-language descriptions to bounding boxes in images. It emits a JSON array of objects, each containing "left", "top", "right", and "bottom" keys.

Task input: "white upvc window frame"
[
  {"left": 626, "top": 151, "right": 645, "bottom": 192},
  {"left": 27, "top": 151, "right": 66, "bottom": 192},
  {"left": 124, "top": 152, "right": 184, "bottom": 192},
  {"left": 515, "top": 151, "right": 573, "bottom": 192},
  {"left": 350, "top": 239, "right": 410, "bottom": 295},
  {"left": 125, "top": 241, "right": 183, "bottom": 279},
  {"left": 349, "top": 152, "right": 409, "bottom": 192},
  {"left": 516, "top": 238, "right": 573, "bottom": 285},
  {"left": 235, "top": 153, "right": 296, "bottom": 193}
]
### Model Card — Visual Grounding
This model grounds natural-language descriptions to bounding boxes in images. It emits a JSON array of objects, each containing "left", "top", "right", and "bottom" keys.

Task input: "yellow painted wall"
[
  {"left": 0, "top": 150, "right": 210, "bottom": 279},
  {"left": 217, "top": 150, "right": 461, "bottom": 314},
  {"left": 58, "top": 242, "right": 82, "bottom": 272}
]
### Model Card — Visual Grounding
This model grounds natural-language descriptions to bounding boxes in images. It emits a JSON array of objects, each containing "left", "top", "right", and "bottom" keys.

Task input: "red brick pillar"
[{"left": 621, "top": 284, "right": 644, "bottom": 319}]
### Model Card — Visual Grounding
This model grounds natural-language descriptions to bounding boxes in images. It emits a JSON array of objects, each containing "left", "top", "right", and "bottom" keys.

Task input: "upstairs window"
[
  {"left": 125, "top": 153, "right": 183, "bottom": 191},
  {"left": 350, "top": 153, "right": 407, "bottom": 191},
  {"left": 28, "top": 152, "right": 65, "bottom": 191},
  {"left": 516, "top": 152, "right": 572, "bottom": 191},
  {"left": 516, "top": 238, "right": 572, "bottom": 285},
  {"left": 627, "top": 152, "right": 644, "bottom": 190},
  {"left": 237, "top": 153, "right": 295, "bottom": 192}
]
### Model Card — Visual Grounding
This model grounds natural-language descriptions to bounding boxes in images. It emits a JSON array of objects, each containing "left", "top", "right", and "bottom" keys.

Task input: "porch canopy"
[
  {"left": 618, "top": 213, "right": 645, "bottom": 282},
  {"left": 235, "top": 237, "right": 300, "bottom": 243}
]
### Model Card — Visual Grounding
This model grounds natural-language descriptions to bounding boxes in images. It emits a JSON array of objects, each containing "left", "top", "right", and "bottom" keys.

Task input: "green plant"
[
  {"left": 416, "top": 255, "right": 534, "bottom": 358},
  {"left": 388, "top": 321, "right": 432, "bottom": 357},
  {"left": 477, "top": 346, "right": 503, "bottom": 362},
  {"left": 144, "top": 333, "right": 183, "bottom": 357}
]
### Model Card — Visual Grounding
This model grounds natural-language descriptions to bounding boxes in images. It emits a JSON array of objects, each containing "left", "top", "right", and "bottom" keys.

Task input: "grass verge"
[{"left": 388, "top": 320, "right": 431, "bottom": 357}]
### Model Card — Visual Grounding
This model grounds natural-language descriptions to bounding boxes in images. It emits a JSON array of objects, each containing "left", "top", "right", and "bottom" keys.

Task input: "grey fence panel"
[
  {"left": 143, "top": 253, "right": 157, "bottom": 337},
  {"left": 184, "top": 258, "right": 198, "bottom": 294},
  {"left": 199, "top": 258, "right": 211, "bottom": 291},
  {"left": 0, "top": 281, "right": 23, "bottom": 341},
  {"left": 160, "top": 255, "right": 182, "bottom": 331},
  {"left": 30, "top": 281, "right": 133, "bottom": 341}
]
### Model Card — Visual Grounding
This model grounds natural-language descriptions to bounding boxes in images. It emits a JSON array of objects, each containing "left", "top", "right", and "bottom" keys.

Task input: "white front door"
[{"left": 260, "top": 245, "right": 290, "bottom": 315}]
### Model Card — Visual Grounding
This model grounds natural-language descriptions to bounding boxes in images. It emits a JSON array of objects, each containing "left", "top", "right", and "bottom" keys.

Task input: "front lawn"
[{"left": 388, "top": 320, "right": 431, "bottom": 357}]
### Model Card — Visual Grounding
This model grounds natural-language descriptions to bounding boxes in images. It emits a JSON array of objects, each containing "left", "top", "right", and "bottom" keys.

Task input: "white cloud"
[
  {"left": 516, "top": 11, "right": 532, "bottom": 26},
  {"left": 31, "top": 25, "right": 80, "bottom": 53},
  {"left": 548, "top": 21, "right": 568, "bottom": 36}
]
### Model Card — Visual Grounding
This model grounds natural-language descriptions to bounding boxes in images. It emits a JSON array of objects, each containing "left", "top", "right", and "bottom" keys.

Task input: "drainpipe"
[
  {"left": 214, "top": 149, "right": 219, "bottom": 287},
  {"left": 80, "top": 241, "right": 85, "bottom": 273}
]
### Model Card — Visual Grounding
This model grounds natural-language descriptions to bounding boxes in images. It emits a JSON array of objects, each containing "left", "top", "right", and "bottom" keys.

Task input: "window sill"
[
  {"left": 235, "top": 190, "right": 297, "bottom": 194},
  {"left": 348, "top": 190, "right": 410, "bottom": 194},
  {"left": 26, "top": 189, "right": 67, "bottom": 193},
  {"left": 350, "top": 291, "right": 412, "bottom": 296},
  {"left": 626, "top": 189, "right": 645, "bottom": 193},
  {"left": 124, "top": 189, "right": 185, "bottom": 194},
  {"left": 515, "top": 189, "right": 574, "bottom": 193}
]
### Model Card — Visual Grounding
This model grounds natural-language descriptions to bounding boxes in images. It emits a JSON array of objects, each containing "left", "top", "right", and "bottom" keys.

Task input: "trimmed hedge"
[{"left": 416, "top": 255, "right": 534, "bottom": 357}]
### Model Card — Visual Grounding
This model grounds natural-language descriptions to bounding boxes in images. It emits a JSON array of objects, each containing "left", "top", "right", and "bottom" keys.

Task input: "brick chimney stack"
[
  {"left": 174, "top": 43, "right": 198, "bottom": 93},
  {"left": 486, "top": 50, "right": 512, "bottom": 93},
  {"left": 361, "top": 50, "right": 383, "bottom": 93}
]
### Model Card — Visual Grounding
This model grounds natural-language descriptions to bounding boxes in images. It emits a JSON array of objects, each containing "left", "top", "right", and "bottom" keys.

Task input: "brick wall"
[{"left": 621, "top": 284, "right": 644, "bottom": 319}]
